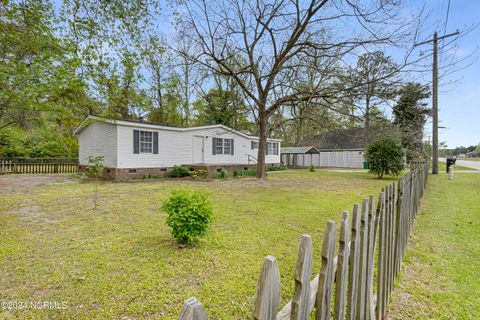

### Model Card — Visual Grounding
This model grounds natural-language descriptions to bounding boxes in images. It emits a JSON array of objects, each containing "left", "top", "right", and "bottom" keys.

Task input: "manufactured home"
[{"left": 74, "top": 116, "right": 281, "bottom": 179}]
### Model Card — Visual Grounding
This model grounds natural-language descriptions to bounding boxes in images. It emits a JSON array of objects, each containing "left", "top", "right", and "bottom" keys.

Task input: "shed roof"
[{"left": 281, "top": 146, "right": 320, "bottom": 154}]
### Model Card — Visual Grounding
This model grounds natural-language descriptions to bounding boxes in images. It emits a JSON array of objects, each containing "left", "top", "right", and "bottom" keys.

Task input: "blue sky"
[{"left": 426, "top": 1, "right": 480, "bottom": 148}]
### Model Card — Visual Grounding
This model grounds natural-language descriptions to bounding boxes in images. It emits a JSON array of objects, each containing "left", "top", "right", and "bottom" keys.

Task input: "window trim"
[
  {"left": 266, "top": 142, "right": 279, "bottom": 156},
  {"left": 139, "top": 130, "right": 153, "bottom": 154},
  {"left": 212, "top": 137, "right": 234, "bottom": 155}
]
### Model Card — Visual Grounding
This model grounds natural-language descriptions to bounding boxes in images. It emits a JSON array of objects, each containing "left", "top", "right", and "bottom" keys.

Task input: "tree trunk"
[{"left": 256, "top": 109, "right": 268, "bottom": 180}]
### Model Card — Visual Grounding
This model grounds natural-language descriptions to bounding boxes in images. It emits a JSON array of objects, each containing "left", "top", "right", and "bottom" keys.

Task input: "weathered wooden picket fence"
[
  {"left": 177, "top": 161, "right": 429, "bottom": 320},
  {"left": 0, "top": 158, "right": 78, "bottom": 174}
]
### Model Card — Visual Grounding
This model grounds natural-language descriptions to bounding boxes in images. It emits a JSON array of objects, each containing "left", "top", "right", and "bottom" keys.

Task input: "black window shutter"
[
  {"left": 133, "top": 130, "right": 139, "bottom": 154},
  {"left": 251, "top": 141, "right": 254, "bottom": 149},
  {"left": 153, "top": 132, "right": 158, "bottom": 154},
  {"left": 231, "top": 139, "right": 234, "bottom": 155},
  {"left": 212, "top": 138, "right": 216, "bottom": 155}
]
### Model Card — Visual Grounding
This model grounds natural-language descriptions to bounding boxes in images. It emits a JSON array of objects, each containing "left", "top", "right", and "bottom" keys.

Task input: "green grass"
[
  {"left": 387, "top": 172, "right": 480, "bottom": 319},
  {"left": 0, "top": 170, "right": 391, "bottom": 319},
  {"left": 438, "top": 161, "right": 478, "bottom": 171}
]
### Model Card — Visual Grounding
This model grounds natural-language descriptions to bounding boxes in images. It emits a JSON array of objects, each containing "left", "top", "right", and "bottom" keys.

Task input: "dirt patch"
[
  {"left": 0, "top": 205, "right": 67, "bottom": 225},
  {"left": 0, "top": 174, "right": 77, "bottom": 194}
]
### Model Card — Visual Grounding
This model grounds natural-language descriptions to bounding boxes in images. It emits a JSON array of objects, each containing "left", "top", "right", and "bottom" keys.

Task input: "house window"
[
  {"left": 266, "top": 142, "right": 279, "bottom": 155},
  {"left": 251, "top": 141, "right": 258, "bottom": 149},
  {"left": 273, "top": 142, "right": 279, "bottom": 155},
  {"left": 224, "top": 139, "right": 232, "bottom": 155},
  {"left": 214, "top": 137, "right": 223, "bottom": 154},
  {"left": 140, "top": 131, "right": 153, "bottom": 153},
  {"left": 212, "top": 137, "right": 234, "bottom": 155}
]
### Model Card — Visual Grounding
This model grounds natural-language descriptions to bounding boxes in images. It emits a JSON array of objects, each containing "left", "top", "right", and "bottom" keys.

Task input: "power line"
[{"left": 440, "top": 0, "right": 452, "bottom": 59}]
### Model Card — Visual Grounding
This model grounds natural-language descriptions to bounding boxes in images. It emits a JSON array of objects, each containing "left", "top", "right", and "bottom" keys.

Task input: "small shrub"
[
  {"left": 366, "top": 138, "right": 405, "bottom": 179},
  {"left": 162, "top": 190, "right": 213, "bottom": 245},
  {"left": 191, "top": 169, "right": 207, "bottom": 180},
  {"left": 75, "top": 172, "right": 88, "bottom": 182},
  {"left": 166, "top": 165, "right": 190, "bottom": 178},
  {"left": 214, "top": 170, "right": 227, "bottom": 179},
  {"left": 233, "top": 170, "right": 239, "bottom": 177},
  {"left": 309, "top": 164, "right": 316, "bottom": 172},
  {"left": 239, "top": 169, "right": 257, "bottom": 176},
  {"left": 266, "top": 165, "right": 288, "bottom": 172}
]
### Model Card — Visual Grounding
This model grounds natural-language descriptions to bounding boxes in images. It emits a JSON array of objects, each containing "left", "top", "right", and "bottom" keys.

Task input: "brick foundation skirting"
[{"left": 79, "top": 163, "right": 281, "bottom": 180}]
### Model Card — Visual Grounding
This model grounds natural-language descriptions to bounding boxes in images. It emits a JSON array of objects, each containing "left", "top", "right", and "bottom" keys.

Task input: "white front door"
[{"left": 193, "top": 136, "right": 205, "bottom": 163}]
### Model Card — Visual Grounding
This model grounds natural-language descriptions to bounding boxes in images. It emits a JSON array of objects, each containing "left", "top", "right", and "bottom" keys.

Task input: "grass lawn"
[
  {"left": 437, "top": 161, "right": 478, "bottom": 171},
  {"left": 387, "top": 172, "right": 480, "bottom": 319},
  {"left": 0, "top": 170, "right": 393, "bottom": 319}
]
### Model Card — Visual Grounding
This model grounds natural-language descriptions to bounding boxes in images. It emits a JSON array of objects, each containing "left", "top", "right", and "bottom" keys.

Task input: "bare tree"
[{"left": 174, "top": 0, "right": 428, "bottom": 179}]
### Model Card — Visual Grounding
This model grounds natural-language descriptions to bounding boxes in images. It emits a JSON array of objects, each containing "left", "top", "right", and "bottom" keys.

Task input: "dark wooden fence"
[
  {"left": 0, "top": 158, "right": 78, "bottom": 174},
  {"left": 177, "top": 161, "right": 429, "bottom": 319}
]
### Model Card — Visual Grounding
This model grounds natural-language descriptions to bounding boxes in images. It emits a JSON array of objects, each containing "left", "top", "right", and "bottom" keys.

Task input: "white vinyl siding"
[{"left": 78, "top": 122, "right": 117, "bottom": 167}]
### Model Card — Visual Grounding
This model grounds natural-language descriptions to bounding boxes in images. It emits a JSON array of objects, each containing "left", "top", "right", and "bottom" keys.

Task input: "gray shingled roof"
[{"left": 281, "top": 146, "right": 320, "bottom": 154}]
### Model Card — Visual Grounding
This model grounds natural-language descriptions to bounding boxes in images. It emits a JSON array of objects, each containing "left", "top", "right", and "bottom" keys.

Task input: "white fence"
[{"left": 281, "top": 150, "right": 365, "bottom": 169}]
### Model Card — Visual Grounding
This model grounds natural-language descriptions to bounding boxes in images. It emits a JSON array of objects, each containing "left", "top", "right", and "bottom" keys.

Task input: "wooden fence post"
[
  {"left": 291, "top": 234, "right": 313, "bottom": 320},
  {"left": 334, "top": 211, "right": 350, "bottom": 320},
  {"left": 394, "top": 178, "right": 404, "bottom": 277},
  {"left": 356, "top": 198, "right": 369, "bottom": 319},
  {"left": 365, "top": 195, "right": 377, "bottom": 320},
  {"left": 315, "top": 220, "right": 336, "bottom": 320},
  {"left": 347, "top": 204, "right": 361, "bottom": 320},
  {"left": 376, "top": 188, "right": 387, "bottom": 320},
  {"left": 178, "top": 297, "right": 208, "bottom": 320},
  {"left": 253, "top": 255, "right": 281, "bottom": 320}
]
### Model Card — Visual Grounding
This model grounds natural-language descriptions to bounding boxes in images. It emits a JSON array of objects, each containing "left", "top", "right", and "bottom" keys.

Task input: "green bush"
[
  {"left": 162, "top": 190, "right": 213, "bottom": 245},
  {"left": 309, "top": 164, "right": 316, "bottom": 172},
  {"left": 214, "top": 170, "right": 227, "bottom": 179},
  {"left": 266, "top": 165, "right": 288, "bottom": 172},
  {"left": 366, "top": 138, "right": 405, "bottom": 179},
  {"left": 233, "top": 169, "right": 257, "bottom": 177},
  {"left": 240, "top": 169, "right": 257, "bottom": 176},
  {"left": 166, "top": 165, "right": 191, "bottom": 178},
  {"left": 191, "top": 169, "right": 207, "bottom": 180}
]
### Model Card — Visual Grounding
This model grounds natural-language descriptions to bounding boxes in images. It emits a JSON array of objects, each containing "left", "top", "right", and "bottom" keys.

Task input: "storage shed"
[{"left": 281, "top": 147, "right": 365, "bottom": 169}]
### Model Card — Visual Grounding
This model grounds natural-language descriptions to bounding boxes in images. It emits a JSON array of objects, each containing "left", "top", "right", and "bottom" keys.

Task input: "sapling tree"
[{"left": 87, "top": 156, "right": 105, "bottom": 208}]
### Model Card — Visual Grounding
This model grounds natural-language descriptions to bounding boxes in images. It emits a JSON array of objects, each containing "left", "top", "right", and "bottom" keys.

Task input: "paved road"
[{"left": 439, "top": 157, "right": 480, "bottom": 170}]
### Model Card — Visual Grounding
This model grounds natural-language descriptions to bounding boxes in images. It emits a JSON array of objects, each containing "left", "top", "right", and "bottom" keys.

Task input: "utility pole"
[
  {"left": 432, "top": 32, "right": 439, "bottom": 174},
  {"left": 414, "top": 30, "right": 459, "bottom": 174}
]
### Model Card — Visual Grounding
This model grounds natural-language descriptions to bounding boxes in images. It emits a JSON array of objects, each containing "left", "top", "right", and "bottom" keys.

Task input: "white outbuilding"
[{"left": 74, "top": 116, "right": 281, "bottom": 179}]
